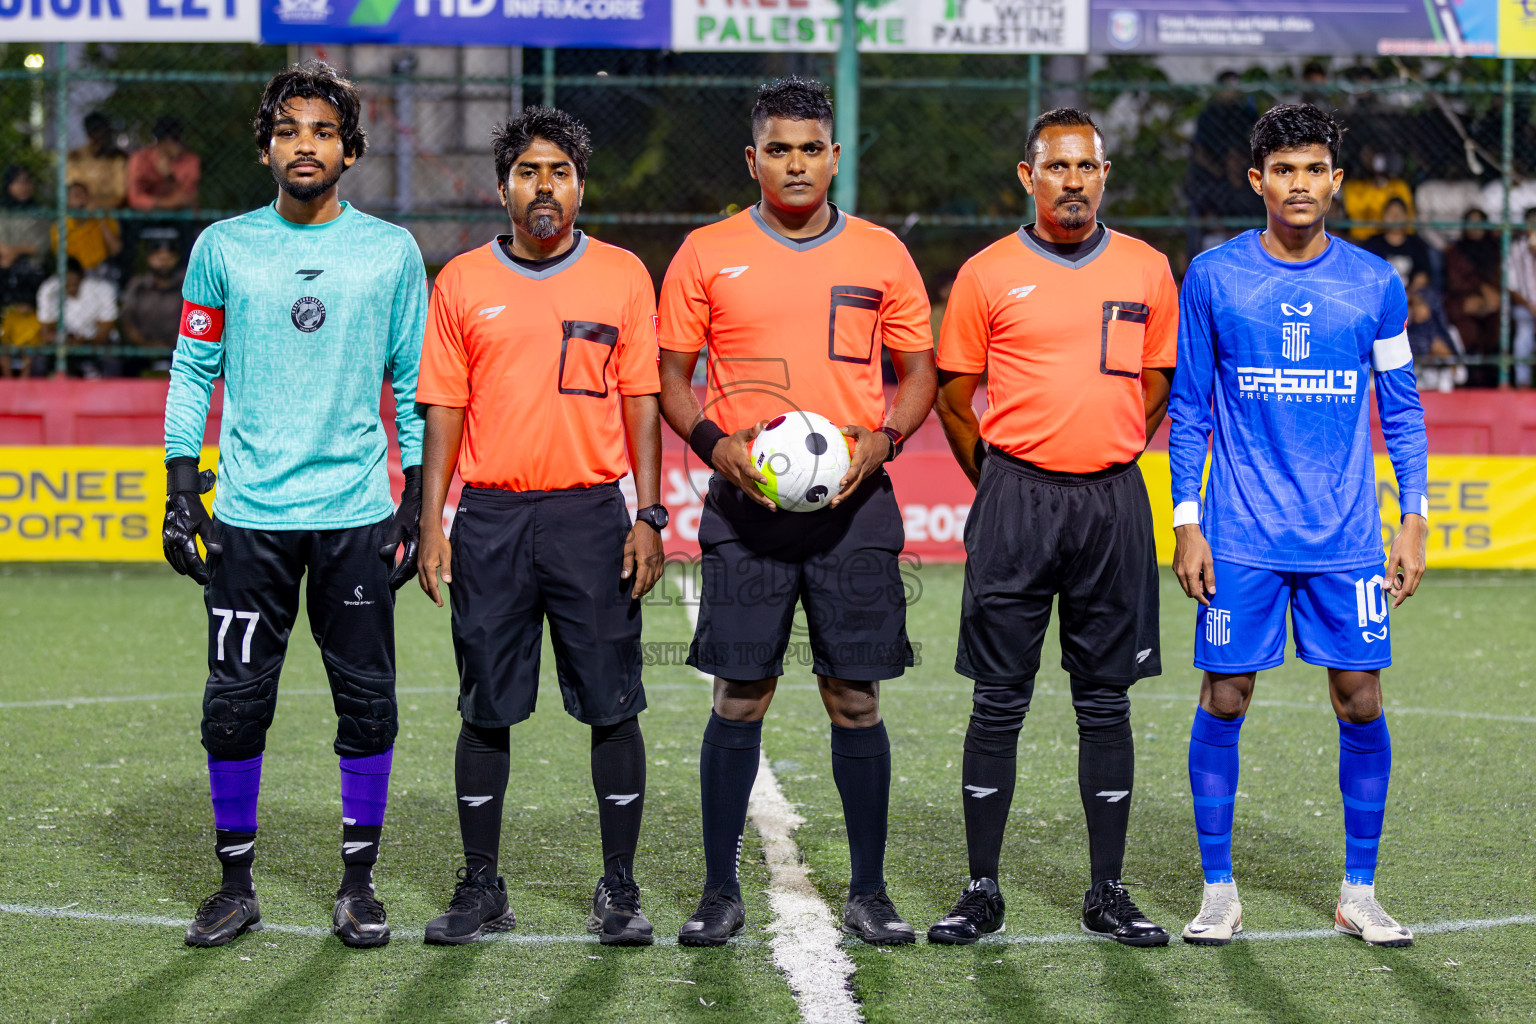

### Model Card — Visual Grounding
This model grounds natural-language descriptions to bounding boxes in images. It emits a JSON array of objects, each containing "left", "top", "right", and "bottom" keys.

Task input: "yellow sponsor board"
[
  {"left": 0, "top": 447, "right": 211, "bottom": 562},
  {"left": 1140, "top": 453, "right": 1536, "bottom": 569},
  {"left": 1501, "top": 0, "right": 1536, "bottom": 58},
  {"left": 1, "top": 447, "right": 1535, "bottom": 568}
]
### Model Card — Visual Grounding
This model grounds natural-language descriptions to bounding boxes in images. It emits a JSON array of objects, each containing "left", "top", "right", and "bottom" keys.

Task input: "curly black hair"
[
  {"left": 1024, "top": 107, "right": 1103, "bottom": 164},
  {"left": 750, "top": 76, "right": 834, "bottom": 142},
  {"left": 1250, "top": 103, "right": 1345, "bottom": 170},
  {"left": 491, "top": 106, "right": 593, "bottom": 183},
  {"left": 252, "top": 60, "right": 367, "bottom": 160}
]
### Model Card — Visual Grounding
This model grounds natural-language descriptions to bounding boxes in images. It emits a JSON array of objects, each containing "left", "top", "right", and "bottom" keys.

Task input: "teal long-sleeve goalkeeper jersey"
[{"left": 164, "top": 201, "right": 427, "bottom": 530}]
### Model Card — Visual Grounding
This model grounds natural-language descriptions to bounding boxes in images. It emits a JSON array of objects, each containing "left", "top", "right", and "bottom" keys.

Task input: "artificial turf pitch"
[{"left": 0, "top": 561, "right": 1532, "bottom": 1023}]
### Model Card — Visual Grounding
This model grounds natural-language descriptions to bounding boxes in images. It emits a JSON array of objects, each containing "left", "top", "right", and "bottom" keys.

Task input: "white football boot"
[
  {"left": 1181, "top": 881, "right": 1243, "bottom": 946},
  {"left": 1335, "top": 881, "right": 1414, "bottom": 947}
]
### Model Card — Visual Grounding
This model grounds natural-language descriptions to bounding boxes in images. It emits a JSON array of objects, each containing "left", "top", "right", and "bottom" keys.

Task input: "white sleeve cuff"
[
  {"left": 1400, "top": 490, "right": 1429, "bottom": 521},
  {"left": 1371, "top": 330, "right": 1413, "bottom": 372},
  {"left": 1172, "top": 501, "right": 1201, "bottom": 528}
]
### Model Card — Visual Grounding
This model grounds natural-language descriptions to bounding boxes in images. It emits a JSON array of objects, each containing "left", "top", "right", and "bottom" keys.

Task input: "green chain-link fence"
[{"left": 3, "top": 44, "right": 1534, "bottom": 385}]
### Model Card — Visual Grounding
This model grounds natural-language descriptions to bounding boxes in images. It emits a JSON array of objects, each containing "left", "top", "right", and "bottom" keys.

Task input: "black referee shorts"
[
  {"left": 200, "top": 518, "right": 397, "bottom": 761},
  {"left": 955, "top": 449, "right": 1161, "bottom": 686},
  {"left": 688, "top": 471, "right": 913, "bottom": 682},
  {"left": 449, "top": 483, "right": 645, "bottom": 729}
]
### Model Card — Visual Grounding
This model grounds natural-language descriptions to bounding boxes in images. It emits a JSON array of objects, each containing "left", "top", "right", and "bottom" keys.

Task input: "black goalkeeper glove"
[
  {"left": 163, "top": 456, "right": 221, "bottom": 585},
  {"left": 378, "top": 464, "right": 422, "bottom": 591}
]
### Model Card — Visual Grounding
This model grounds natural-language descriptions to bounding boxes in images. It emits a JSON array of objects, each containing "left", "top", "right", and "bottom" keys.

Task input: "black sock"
[
  {"left": 340, "top": 825, "right": 382, "bottom": 890},
  {"left": 214, "top": 829, "right": 256, "bottom": 894},
  {"left": 700, "top": 712, "right": 761, "bottom": 894},
  {"left": 455, "top": 721, "right": 510, "bottom": 879},
  {"left": 961, "top": 718, "right": 1021, "bottom": 881},
  {"left": 1073, "top": 678, "right": 1135, "bottom": 885},
  {"left": 592, "top": 716, "right": 646, "bottom": 879},
  {"left": 831, "top": 721, "right": 892, "bottom": 895}
]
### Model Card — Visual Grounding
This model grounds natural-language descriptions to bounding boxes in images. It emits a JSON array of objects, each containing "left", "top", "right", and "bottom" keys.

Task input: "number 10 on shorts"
[
  {"left": 211, "top": 608, "right": 260, "bottom": 663},
  {"left": 1354, "top": 575, "right": 1389, "bottom": 628}
]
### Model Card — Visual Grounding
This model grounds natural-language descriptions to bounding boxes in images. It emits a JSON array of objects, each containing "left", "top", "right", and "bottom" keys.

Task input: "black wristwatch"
[
  {"left": 635, "top": 504, "right": 669, "bottom": 531},
  {"left": 878, "top": 426, "right": 904, "bottom": 463}
]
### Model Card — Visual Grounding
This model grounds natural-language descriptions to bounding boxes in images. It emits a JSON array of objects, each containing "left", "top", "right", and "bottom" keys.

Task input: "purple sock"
[
  {"left": 340, "top": 748, "right": 393, "bottom": 827},
  {"left": 209, "top": 754, "right": 262, "bottom": 833}
]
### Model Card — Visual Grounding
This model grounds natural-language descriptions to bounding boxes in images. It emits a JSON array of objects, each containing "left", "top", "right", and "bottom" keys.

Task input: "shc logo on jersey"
[
  {"left": 1205, "top": 608, "right": 1231, "bottom": 646},
  {"left": 291, "top": 296, "right": 326, "bottom": 333},
  {"left": 1355, "top": 574, "right": 1390, "bottom": 642},
  {"left": 1280, "top": 301, "right": 1312, "bottom": 361}
]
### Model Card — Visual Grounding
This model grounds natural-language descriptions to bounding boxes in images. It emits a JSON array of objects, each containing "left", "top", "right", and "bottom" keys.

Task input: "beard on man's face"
[
  {"left": 519, "top": 198, "right": 565, "bottom": 239},
  {"left": 1054, "top": 191, "right": 1093, "bottom": 231},
  {"left": 272, "top": 158, "right": 343, "bottom": 203}
]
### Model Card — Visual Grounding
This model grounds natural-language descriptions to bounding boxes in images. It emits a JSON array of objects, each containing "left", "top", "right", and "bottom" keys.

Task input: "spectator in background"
[
  {"left": 1298, "top": 61, "right": 1338, "bottom": 114},
  {"left": 1407, "top": 288, "right": 1462, "bottom": 392},
  {"left": 127, "top": 118, "right": 200, "bottom": 213},
  {"left": 1501, "top": 207, "right": 1536, "bottom": 388},
  {"left": 50, "top": 181, "right": 122, "bottom": 276},
  {"left": 1361, "top": 197, "right": 1437, "bottom": 293},
  {"left": 1414, "top": 157, "right": 1484, "bottom": 252},
  {"left": 1445, "top": 208, "right": 1505, "bottom": 387},
  {"left": 1342, "top": 148, "right": 1413, "bottom": 241},
  {"left": 119, "top": 235, "right": 185, "bottom": 375},
  {"left": 65, "top": 112, "right": 128, "bottom": 210},
  {"left": 37, "top": 256, "right": 118, "bottom": 376},
  {"left": 1, "top": 165, "right": 50, "bottom": 309},
  {"left": 1186, "top": 71, "right": 1262, "bottom": 253}
]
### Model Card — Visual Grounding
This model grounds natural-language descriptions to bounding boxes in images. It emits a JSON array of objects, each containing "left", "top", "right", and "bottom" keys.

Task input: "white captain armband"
[
  {"left": 1172, "top": 501, "right": 1201, "bottom": 528},
  {"left": 1371, "top": 330, "right": 1412, "bottom": 372}
]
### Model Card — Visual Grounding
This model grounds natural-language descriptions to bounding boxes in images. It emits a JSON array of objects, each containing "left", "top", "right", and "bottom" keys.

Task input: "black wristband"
[
  {"left": 166, "top": 456, "right": 201, "bottom": 495},
  {"left": 688, "top": 418, "right": 729, "bottom": 468}
]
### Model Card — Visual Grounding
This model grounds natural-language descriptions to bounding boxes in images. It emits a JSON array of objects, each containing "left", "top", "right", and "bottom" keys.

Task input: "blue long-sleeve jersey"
[{"left": 1168, "top": 231, "right": 1429, "bottom": 573}]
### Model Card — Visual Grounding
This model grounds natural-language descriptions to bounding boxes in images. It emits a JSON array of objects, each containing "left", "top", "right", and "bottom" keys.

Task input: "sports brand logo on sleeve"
[{"left": 179, "top": 301, "right": 225, "bottom": 342}]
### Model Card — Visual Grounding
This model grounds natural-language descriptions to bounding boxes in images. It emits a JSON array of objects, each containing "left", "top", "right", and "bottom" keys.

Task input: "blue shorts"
[{"left": 1193, "top": 559, "right": 1393, "bottom": 674}]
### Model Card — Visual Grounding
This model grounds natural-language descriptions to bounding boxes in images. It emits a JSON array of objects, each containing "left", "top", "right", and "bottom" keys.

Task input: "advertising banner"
[
  {"left": 260, "top": 0, "right": 669, "bottom": 46},
  {"left": 1089, "top": 0, "right": 1498, "bottom": 57},
  {"left": 673, "top": 0, "right": 1088, "bottom": 53},
  {"left": 7, "top": 447, "right": 1532, "bottom": 569},
  {"left": 1, "top": 0, "right": 260, "bottom": 42}
]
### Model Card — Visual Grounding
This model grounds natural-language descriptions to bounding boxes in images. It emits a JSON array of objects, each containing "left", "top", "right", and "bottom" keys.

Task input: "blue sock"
[
  {"left": 339, "top": 748, "right": 393, "bottom": 888},
  {"left": 1188, "top": 707, "right": 1243, "bottom": 885},
  {"left": 209, "top": 754, "right": 262, "bottom": 833},
  {"left": 1338, "top": 716, "right": 1391, "bottom": 886}
]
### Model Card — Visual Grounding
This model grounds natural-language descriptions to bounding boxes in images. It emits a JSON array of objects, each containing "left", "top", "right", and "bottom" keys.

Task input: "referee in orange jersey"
[
  {"left": 928, "top": 109, "right": 1178, "bottom": 947},
  {"left": 413, "top": 108, "right": 665, "bottom": 947}
]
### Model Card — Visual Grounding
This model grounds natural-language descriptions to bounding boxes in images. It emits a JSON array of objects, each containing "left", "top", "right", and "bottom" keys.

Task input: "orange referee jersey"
[
  {"left": 659, "top": 205, "right": 932, "bottom": 434},
  {"left": 938, "top": 227, "right": 1177, "bottom": 473},
  {"left": 417, "top": 233, "right": 660, "bottom": 492}
]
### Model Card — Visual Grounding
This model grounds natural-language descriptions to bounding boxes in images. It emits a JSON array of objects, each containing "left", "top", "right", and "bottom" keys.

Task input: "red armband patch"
[{"left": 180, "top": 301, "right": 224, "bottom": 342}]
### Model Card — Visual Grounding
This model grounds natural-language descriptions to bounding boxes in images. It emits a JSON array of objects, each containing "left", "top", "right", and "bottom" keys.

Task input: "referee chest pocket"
[
  {"left": 828, "top": 285, "right": 883, "bottom": 364},
  {"left": 558, "top": 320, "right": 620, "bottom": 397},
  {"left": 1101, "top": 301, "right": 1149, "bottom": 378}
]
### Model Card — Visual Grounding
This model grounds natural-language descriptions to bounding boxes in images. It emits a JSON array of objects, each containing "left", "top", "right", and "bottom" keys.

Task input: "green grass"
[{"left": 0, "top": 562, "right": 1533, "bottom": 1022}]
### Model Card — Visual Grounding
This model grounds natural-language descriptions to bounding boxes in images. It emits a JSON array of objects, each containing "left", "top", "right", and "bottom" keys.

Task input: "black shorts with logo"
[
  {"left": 688, "top": 470, "right": 913, "bottom": 682},
  {"left": 200, "top": 518, "right": 397, "bottom": 761},
  {"left": 955, "top": 450, "right": 1161, "bottom": 686},
  {"left": 449, "top": 483, "right": 646, "bottom": 728}
]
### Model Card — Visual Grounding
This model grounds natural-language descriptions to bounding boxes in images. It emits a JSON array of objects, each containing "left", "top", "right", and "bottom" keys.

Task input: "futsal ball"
[{"left": 751, "top": 410, "right": 852, "bottom": 513}]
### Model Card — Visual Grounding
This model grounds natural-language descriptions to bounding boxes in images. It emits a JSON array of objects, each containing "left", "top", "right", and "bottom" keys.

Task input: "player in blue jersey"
[
  {"left": 162, "top": 61, "right": 427, "bottom": 949},
  {"left": 1168, "top": 105, "right": 1428, "bottom": 947}
]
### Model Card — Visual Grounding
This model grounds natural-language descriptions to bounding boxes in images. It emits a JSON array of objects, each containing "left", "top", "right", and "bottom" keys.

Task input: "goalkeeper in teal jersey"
[{"left": 162, "top": 61, "right": 427, "bottom": 950}]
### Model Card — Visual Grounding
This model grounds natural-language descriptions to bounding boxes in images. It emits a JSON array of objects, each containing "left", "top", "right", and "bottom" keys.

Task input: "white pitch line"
[
  {"left": 746, "top": 752, "right": 863, "bottom": 1024},
  {"left": 3, "top": 901, "right": 1530, "bottom": 950},
  {"left": 677, "top": 569, "right": 861, "bottom": 1023},
  {"left": 978, "top": 913, "right": 1536, "bottom": 945}
]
